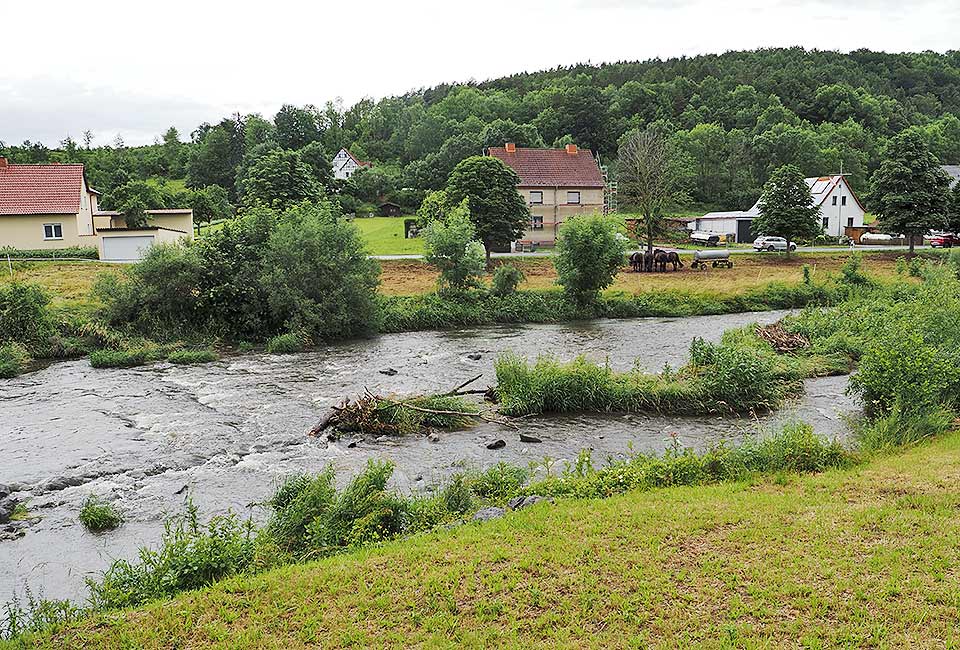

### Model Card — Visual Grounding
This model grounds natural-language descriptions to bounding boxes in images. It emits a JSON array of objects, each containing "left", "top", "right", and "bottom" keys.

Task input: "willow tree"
[{"left": 617, "top": 128, "right": 689, "bottom": 254}]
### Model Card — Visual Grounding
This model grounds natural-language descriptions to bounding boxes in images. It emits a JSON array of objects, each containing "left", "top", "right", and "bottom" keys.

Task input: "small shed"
[{"left": 378, "top": 202, "right": 402, "bottom": 217}]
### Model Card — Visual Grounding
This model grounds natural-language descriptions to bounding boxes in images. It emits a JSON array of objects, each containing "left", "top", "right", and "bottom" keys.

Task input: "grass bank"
[{"left": 22, "top": 431, "right": 960, "bottom": 648}]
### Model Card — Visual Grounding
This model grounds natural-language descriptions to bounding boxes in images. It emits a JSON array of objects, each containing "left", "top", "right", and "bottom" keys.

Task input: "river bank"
[{"left": 0, "top": 310, "right": 857, "bottom": 604}]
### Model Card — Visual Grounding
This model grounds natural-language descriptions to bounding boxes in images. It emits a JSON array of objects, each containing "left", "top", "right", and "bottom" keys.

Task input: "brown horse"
[
  {"left": 666, "top": 251, "right": 684, "bottom": 271},
  {"left": 629, "top": 251, "right": 644, "bottom": 272}
]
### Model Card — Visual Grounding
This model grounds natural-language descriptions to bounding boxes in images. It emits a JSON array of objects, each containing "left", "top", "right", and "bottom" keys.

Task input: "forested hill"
[{"left": 3, "top": 47, "right": 960, "bottom": 219}]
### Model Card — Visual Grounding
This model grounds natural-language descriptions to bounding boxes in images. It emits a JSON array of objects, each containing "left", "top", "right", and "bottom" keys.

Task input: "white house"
[
  {"left": 331, "top": 148, "right": 371, "bottom": 180},
  {"left": 688, "top": 175, "right": 866, "bottom": 243}
]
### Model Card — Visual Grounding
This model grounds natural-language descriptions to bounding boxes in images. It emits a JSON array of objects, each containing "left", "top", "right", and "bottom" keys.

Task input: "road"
[{"left": 371, "top": 245, "right": 932, "bottom": 261}]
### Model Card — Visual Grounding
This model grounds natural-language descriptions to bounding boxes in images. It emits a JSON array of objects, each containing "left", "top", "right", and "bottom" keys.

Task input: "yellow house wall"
[
  {"left": 518, "top": 186, "right": 604, "bottom": 245},
  {"left": 0, "top": 214, "right": 98, "bottom": 249},
  {"left": 148, "top": 213, "right": 194, "bottom": 238}
]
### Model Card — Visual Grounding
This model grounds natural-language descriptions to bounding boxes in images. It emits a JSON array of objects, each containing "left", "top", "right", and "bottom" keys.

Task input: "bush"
[
  {"left": 167, "top": 348, "right": 219, "bottom": 364},
  {"left": 79, "top": 495, "right": 123, "bottom": 532},
  {"left": 0, "top": 342, "right": 30, "bottom": 378},
  {"left": 0, "top": 282, "right": 57, "bottom": 354},
  {"left": 266, "top": 330, "right": 311, "bottom": 354},
  {"left": 422, "top": 201, "right": 486, "bottom": 293},
  {"left": 0, "top": 245, "right": 98, "bottom": 260},
  {"left": 89, "top": 348, "right": 149, "bottom": 368},
  {"left": 491, "top": 264, "right": 525, "bottom": 296},
  {"left": 554, "top": 214, "right": 629, "bottom": 304}
]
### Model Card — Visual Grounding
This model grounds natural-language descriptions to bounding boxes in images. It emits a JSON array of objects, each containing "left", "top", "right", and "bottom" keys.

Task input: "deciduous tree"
[{"left": 752, "top": 164, "right": 821, "bottom": 257}]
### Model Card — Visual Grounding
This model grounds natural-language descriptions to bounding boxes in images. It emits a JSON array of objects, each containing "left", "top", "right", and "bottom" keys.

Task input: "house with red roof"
[
  {"left": 331, "top": 148, "right": 372, "bottom": 181},
  {"left": 0, "top": 157, "right": 193, "bottom": 261},
  {"left": 487, "top": 143, "right": 605, "bottom": 247}
]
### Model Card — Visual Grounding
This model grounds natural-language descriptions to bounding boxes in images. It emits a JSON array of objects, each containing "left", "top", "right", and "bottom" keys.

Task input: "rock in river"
[
  {"left": 519, "top": 433, "right": 542, "bottom": 443},
  {"left": 378, "top": 368, "right": 398, "bottom": 376},
  {"left": 507, "top": 495, "right": 553, "bottom": 511},
  {"left": 486, "top": 439, "right": 506, "bottom": 450}
]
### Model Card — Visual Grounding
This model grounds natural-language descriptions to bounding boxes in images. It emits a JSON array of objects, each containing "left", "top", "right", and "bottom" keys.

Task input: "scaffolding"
[{"left": 599, "top": 156, "right": 618, "bottom": 215}]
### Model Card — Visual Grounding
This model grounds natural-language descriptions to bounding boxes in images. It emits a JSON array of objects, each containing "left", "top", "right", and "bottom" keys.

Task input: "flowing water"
[{"left": 0, "top": 310, "right": 858, "bottom": 603}]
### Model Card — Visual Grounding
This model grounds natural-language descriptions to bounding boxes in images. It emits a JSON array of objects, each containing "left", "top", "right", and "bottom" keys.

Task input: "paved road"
[{"left": 372, "top": 245, "right": 931, "bottom": 261}]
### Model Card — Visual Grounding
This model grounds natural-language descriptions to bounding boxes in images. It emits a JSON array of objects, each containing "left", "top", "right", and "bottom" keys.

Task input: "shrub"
[
  {"left": 422, "top": 201, "right": 486, "bottom": 293},
  {"left": 79, "top": 495, "right": 123, "bottom": 532},
  {"left": 855, "top": 406, "right": 954, "bottom": 453},
  {"left": 260, "top": 201, "right": 381, "bottom": 341},
  {"left": 0, "top": 282, "right": 57, "bottom": 354},
  {"left": 0, "top": 342, "right": 30, "bottom": 378},
  {"left": 491, "top": 264, "right": 525, "bottom": 296},
  {"left": 266, "top": 330, "right": 311, "bottom": 354},
  {"left": 167, "top": 348, "right": 219, "bottom": 364},
  {"left": 89, "top": 348, "right": 149, "bottom": 368},
  {"left": 554, "top": 214, "right": 629, "bottom": 304},
  {"left": 1, "top": 589, "right": 82, "bottom": 642},
  {"left": 838, "top": 254, "right": 871, "bottom": 286},
  {"left": 0, "top": 245, "right": 98, "bottom": 260}
]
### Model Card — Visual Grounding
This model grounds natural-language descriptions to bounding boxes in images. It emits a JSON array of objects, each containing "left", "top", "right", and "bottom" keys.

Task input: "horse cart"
[{"left": 691, "top": 249, "right": 733, "bottom": 270}]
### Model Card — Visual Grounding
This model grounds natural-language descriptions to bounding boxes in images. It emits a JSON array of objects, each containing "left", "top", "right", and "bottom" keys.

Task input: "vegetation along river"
[{"left": 0, "top": 310, "right": 857, "bottom": 603}]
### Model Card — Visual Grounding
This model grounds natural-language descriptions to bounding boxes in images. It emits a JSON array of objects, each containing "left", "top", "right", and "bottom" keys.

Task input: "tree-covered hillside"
[{"left": 3, "top": 47, "right": 959, "bottom": 216}]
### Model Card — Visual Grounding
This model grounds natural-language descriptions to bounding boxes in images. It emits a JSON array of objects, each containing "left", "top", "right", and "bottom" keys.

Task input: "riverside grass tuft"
[
  {"left": 166, "top": 348, "right": 219, "bottom": 365},
  {"left": 78, "top": 496, "right": 123, "bottom": 533}
]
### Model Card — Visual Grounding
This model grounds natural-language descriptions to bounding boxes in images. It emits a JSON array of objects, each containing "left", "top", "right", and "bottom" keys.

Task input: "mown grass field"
[
  {"left": 352, "top": 217, "right": 424, "bottom": 255},
  {"left": 36, "top": 432, "right": 960, "bottom": 648},
  {"left": 0, "top": 252, "right": 908, "bottom": 308}
]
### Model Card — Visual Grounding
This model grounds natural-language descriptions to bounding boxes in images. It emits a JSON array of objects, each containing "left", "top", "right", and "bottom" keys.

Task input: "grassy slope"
[
  {"left": 43, "top": 433, "right": 960, "bottom": 649},
  {"left": 353, "top": 217, "right": 424, "bottom": 255}
]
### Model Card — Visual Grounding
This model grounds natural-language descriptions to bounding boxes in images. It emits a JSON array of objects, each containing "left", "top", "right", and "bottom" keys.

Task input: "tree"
[
  {"left": 274, "top": 104, "right": 321, "bottom": 151},
  {"left": 869, "top": 129, "right": 951, "bottom": 253},
  {"left": 103, "top": 180, "right": 171, "bottom": 227},
  {"left": 445, "top": 156, "right": 529, "bottom": 267},
  {"left": 752, "top": 164, "right": 820, "bottom": 257},
  {"left": 617, "top": 127, "right": 690, "bottom": 254},
  {"left": 554, "top": 214, "right": 629, "bottom": 304},
  {"left": 416, "top": 190, "right": 449, "bottom": 228},
  {"left": 240, "top": 149, "right": 322, "bottom": 210},
  {"left": 261, "top": 200, "right": 381, "bottom": 341},
  {"left": 190, "top": 185, "right": 235, "bottom": 233},
  {"left": 297, "top": 142, "right": 334, "bottom": 190},
  {"left": 422, "top": 200, "right": 486, "bottom": 293}
]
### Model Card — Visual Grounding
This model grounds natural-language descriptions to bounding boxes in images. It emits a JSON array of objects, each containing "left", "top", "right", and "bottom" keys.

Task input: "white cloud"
[{"left": 1, "top": 0, "right": 958, "bottom": 146}]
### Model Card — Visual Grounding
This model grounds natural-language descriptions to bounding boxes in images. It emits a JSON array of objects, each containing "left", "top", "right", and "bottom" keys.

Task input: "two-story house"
[
  {"left": 688, "top": 175, "right": 866, "bottom": 243},
  {"left": 487, "top": 143, "right": 605, "bottom": 247},
  {"left": 331, "top": 148, "right": 372, "bottom": 180}
]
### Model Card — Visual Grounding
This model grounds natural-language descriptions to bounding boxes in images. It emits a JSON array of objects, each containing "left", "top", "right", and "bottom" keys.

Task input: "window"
[
  {"left": 847, "top": 217, "right": 854, "bottom": 227},
  {"left": 531, "top": 215, "right": 544, "bottom": 230},
  {"left": 43, "top": 223, "right": 63, "bottom": 240},
  {"left": 566, "top": 191, "right": 580, "bottom": 205},
  {"left": 529, "top": 191, "right": 543, "bottom": 205},
  {"left": 822, "top": 217, "right": 829, "bottom": 229},
  {"left": 841, "top": 195, "right": 847, "bottom": 206},
  {"left": 832, "top": 196, "right": 837, "bottom": 206}
]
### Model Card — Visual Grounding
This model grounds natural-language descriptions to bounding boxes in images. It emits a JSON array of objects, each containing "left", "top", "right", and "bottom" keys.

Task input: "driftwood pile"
[
  {"left": 309, "top": 375, "right": 512, "bottom": 438},
  {"left": 755, "top": 323, "right": 809, "bottom": 353}
]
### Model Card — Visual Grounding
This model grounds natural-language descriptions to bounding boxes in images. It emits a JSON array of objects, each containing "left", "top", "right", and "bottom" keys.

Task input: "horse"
[
  {"left": 666, "top": 251, "right": 684, "bottom": 271},
  {"left": 643, "top": 250, "right": 654, "bottom": 272},
  {"left": 629, "top": 251, "right": 643, "bottom": 272},
  {"left": 653, "top": 249, "right": 669, "bottom": 272}
]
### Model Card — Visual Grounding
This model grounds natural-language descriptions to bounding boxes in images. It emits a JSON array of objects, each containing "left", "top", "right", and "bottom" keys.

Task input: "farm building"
[
  {"left": 487, "top": 143, "right": 604, "bottom": 247},
  {"left": 377, "top": 201, "right": 402, "bottom": 217},
  {"left": 332, "top": 148, "right": 371, "bottom": 180},
  {"left": 0, "top": 157, "right": 192, "bottom": 261},
  {"left": 688, "top": 175, "right": 866, "bottom": 243}
]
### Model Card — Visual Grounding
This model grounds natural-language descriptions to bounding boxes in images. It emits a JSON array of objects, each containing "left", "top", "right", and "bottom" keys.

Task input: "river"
[{"left": 0, "top": 310, "right": 858, "bottom": 603}]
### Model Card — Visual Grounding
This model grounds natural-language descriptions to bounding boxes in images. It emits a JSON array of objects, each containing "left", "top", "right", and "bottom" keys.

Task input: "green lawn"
[
  {"left": 352, "top": 216, "right": 424, "bottom": 255},
  {"left": 39, "top": 432, "right": 960, "bottom": 648},
  {"left": 146, "top": 177, "right": 188, "bottom": 193}
]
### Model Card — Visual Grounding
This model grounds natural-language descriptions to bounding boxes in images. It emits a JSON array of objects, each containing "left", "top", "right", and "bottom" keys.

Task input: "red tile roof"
[
  {"left": 0, "top": 163, "right": 86, "bottom": 215},
  {"left": 488, "top": 147, "right": 604, "bottom": 188}
]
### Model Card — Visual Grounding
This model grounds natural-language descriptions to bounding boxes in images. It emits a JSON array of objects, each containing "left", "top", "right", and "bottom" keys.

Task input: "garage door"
[
  {"left": 736, "top": 219, "right": 756, "bottom": 244},
  {"left": 102, "top": 236, "right": 155, "bottom": 262}
]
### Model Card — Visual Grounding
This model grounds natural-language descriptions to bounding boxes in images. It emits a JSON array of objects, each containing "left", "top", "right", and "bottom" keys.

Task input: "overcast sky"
[{"left": 3, "top": 0, "right": 958, "bottom": 147}]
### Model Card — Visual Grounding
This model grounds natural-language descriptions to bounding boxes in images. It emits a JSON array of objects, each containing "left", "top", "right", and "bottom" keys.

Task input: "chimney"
[
  {"left": 565, "top": 144, "right": 578, "bottom": 155},
  {"left": 505, "top": 142, "right": 516, "bottom": 153},
  {"left": 0, "top": 157, "right": 7, "bottom": 169}
]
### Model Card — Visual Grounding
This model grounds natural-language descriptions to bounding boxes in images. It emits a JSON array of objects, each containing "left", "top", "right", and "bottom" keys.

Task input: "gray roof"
[{"left": 942, "top": 165, "right": 960, "bottom": 189}]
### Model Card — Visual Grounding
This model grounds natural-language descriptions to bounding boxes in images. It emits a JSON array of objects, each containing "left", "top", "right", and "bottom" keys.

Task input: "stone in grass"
[
  {"left": 486, "top": 439, "right": 506, "bottom": 450},
  {"left": 519, "top": 433, "right": 542, "bottom": 443},
  {"left": 507, "top": 495, "right": 553, "bottom": 511},
  {"left": 472, "top": 507, "right": 505, "bottom": 522}
]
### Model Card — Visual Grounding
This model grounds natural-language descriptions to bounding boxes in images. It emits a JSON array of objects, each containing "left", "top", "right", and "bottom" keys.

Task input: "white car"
[{"left": 753, "top": 236, "right": 797, "bottom": 252}]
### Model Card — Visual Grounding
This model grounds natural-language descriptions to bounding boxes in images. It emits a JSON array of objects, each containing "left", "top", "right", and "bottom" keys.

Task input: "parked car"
[
  {"left": 929, "top": 233, "right": 960, "bottom": 248},
  {"left": 753, "top": 236, "right": 797, "bottom": 252}
]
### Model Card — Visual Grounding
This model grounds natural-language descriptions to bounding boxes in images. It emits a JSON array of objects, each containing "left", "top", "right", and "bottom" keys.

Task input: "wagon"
[{"left": 691, "top": 249, "right": 733, "bottom": 270}]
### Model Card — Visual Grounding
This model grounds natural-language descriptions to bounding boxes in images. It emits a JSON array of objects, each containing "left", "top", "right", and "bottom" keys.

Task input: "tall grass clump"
[
  {"left": 167, "top": 348, "right": 219, "bottom": 364},
  {"left": 88, "top": 347, "right": 149, "bottom": 368},
  {"left": 855, "top": 407, "right": 955, "bottom": 453},
  {"left": 78, "top": 495, "right": 124, "bottom": 532},
  {"left": 266, "top": 330, "right": 311, "bottom": 354},
  {"left": 1, "top": 589, "right": 82, "bottom": 642},
  {"left": 0, "top": 342, "right": 30, "bottom": 378},
  {"left": 86, "top": 500, "right": 259, "bottom": 610}
]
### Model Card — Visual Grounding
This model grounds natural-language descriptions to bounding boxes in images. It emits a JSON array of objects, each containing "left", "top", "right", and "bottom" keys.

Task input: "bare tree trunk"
[
  {"left": 646, "top": 214, "right": 654, "bottom": 255},
  {"left": 909, "top": 234, "right": 915, "bottom": 255},
  {"left": 485, "top": 242, "right": 493, "bottom": 270}
]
